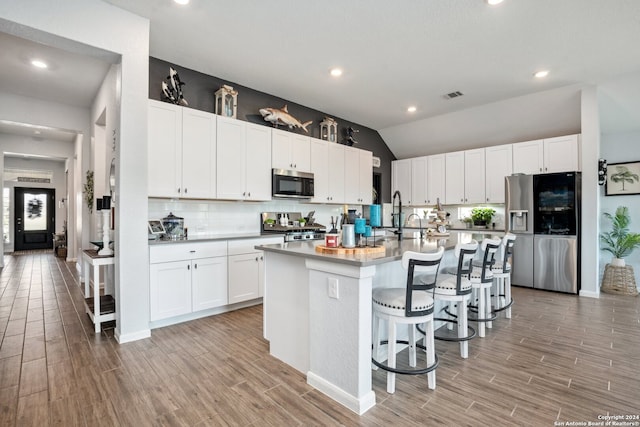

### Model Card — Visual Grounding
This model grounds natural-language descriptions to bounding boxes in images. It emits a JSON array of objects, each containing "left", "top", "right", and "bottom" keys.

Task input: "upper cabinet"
[
  {"left": 217, "top": 116, "right": 271, "bottom": 201},
  {"left": 344, "top": 146, "right": 373, "bottom": 205},
  {"left": 445, "top": 151, "right": 465, "bottom": 205},
  {"left": 426, "top": 154, "right": 446, "bottom": 206},
  {"left": 485, "top": 144, "right": 513, "bottom": 204},
  {"left": 464, "top": 148, "right": 486, "bottom": 204},
  {"left": 272, "top": 129, "right": 311, "bottom": 172},
  {"left": 310, "top": 139, "right": 345, "bottom": 204},
  {"left": 392, "top": 159, "right": 412, "bottom": 205},
  {"left": 410, "top": 157, "right": 427, "bottom": 206},
  {"left": 148, "top": 100, "right": 217, "bottom": 199},
  {"left": 513, "top": 135, "right": 580, "bottom": 174}
]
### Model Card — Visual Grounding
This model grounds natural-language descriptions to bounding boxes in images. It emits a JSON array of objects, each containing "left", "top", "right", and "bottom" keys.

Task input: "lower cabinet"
[
  {"left": 191, "top": 256, "right": 228, "bottom": 312},
  {"left": 228, "top": 252, "right": 263, "bottom": 304},
  {"left": 150, "top": 260, "right": 193, "bottom": 321}
]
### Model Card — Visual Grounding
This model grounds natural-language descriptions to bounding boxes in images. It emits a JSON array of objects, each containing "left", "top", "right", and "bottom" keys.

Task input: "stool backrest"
[
  {"left": 501, "top": 233, "right": 516, "bottom": 273},
  {"left": 479, "top": 238, "right": 501, "bottom": 283},
  {"left": 453, "top": 241, "right": 478, "bottom": 295},
  {"left": 402, "top": 247, "right": 444, "bottom": 317}
]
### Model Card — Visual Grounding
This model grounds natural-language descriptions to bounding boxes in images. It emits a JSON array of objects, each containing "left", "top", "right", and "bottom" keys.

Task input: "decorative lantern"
[
  {"left": 215, "top": 85, "right": 238, "bottom": 119},
  {"left": 319, "top": 116, "right": 338, "bottom": 142}
]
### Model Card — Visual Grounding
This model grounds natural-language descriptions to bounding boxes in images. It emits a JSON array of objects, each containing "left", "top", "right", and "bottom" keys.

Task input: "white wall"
[
  {"left": 0, "top": 0, "right": 151, "bottom": 343},
  {"left": 3, "top": 156, "right": 66, "bottom": 252},
  {"left": 599, "top": 130, "right": 640, "bottom": 290}
]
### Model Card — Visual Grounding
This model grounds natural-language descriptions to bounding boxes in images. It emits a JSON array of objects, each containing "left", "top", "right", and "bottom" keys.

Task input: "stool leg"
[
  {"left": 409, "top": 323, "right": 417, "bottom": 367},
  {"left": 387, "top": 319, "right": 397, "bottom": 393},
  {"left": 372, "top": 312, "right": 380, "bottom": 370},
  {"left": 426, "top": 319, "right": 436, "bottom": 389},
  {"left": 485, "top": 286, "right": 492, "bottom": 329},
  {"left": 459, "top": 299, "right": 468, "bottom": 359},
  {"left": 493, "top": 277, "right": 501, "bottom": 315},
  {"left": 447, "top": 302, "right": 455, "bottom": 330},
  {"left": 478, "top": 287, "right": 485, "bottom": 337},
  {"left": 505, "top": 275, "right": 512, "bottom": 319}
]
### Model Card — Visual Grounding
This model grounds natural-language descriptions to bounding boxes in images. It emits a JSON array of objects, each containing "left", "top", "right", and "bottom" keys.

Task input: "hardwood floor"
[{"left": 1, "top": 252, "right": 639, "bottom": 426}]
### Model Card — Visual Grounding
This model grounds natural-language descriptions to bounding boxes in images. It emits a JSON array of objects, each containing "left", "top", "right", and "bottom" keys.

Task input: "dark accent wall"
[{"left": 149, "top": 57, "right": 396, "bottom": 203}]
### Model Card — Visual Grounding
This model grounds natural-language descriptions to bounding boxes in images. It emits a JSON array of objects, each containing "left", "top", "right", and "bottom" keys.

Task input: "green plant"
[
  {"left": 83, "top": 170, "right": 94, "bottom": 213},
  {"left": 600, "top": 206, "right": 640, "bottom": 259},
  {"left": 471, "top": 207, "right": 495, "bottom": 224}
]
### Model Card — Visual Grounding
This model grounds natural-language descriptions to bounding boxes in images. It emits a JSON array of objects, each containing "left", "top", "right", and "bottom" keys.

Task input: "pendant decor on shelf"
[
  {"left": 259, "top": 105, "right": 312, "bottom": 133},
  {"left": 161, "top": 67, "right": 188, "bottom": 106},
  {"left": 343, "top": 126, "right": 359, "bottom": 146},
  {"left": 319, "top": 116, "right": 338, "bottom": 142},
  {"left": 215, "top": 84, "right": 238, "bottom": 119}
]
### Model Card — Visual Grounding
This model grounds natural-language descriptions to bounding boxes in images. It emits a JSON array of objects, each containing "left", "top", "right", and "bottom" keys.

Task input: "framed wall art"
[{"left": 606, "top": 161, "right": 640, "bottom": 196}]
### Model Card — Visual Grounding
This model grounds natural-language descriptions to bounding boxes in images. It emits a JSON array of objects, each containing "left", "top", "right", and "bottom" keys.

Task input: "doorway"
[{"left": 14, "top": 187, "right": 55, "bottom": 251}]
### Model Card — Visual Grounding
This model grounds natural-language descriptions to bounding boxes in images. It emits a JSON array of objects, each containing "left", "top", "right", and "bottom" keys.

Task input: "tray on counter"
[{"left": 315, "top": 245, "right": 386, "bottom": 255}]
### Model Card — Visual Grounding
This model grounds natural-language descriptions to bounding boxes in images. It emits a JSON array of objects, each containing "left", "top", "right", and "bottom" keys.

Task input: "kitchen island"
[{"left": 256, "top": 230, "right": 502, "bottom": 415}]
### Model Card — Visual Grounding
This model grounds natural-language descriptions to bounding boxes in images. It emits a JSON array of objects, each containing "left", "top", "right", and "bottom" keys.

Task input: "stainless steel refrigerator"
[{"left": 505, "top": 172, "right": 581, "bottom": 294}]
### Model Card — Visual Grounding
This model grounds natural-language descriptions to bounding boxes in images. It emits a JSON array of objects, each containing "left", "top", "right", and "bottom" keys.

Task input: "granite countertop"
[
  {"left": 148, "top": 233, "right": 280, "bottom": 245},
  {"left": 256, "top": 230, "right": 504, "bottom": 267}
]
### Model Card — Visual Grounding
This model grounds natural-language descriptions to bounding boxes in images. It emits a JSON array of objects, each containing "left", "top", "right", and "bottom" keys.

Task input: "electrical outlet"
[{"left": 328, "top": 277, "right": 339, "bottom": 299}]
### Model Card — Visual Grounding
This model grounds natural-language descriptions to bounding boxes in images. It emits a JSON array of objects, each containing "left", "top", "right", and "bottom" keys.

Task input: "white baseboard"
[
  {"left": 306, "top": 371, "right": 376, "bottom": 415},
  {"left": 115, "top": 328, "right": 151, "bottom": 344}
]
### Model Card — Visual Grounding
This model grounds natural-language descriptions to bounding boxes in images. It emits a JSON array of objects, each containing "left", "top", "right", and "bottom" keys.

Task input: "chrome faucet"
[
  {"left": 392, "top": 190, "right": 403, "bottom": 241},
  {"left": 406, "top": 213, "right": 424, "bottom": 240}
]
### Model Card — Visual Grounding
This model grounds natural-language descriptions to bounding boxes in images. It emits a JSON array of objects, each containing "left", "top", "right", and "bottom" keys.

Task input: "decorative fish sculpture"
[
  {"left": 259, "top": 105, "right": 312, "bottom": 133},
  {"left": 161, "top": 67, "right": 188, "bottom": 106}
]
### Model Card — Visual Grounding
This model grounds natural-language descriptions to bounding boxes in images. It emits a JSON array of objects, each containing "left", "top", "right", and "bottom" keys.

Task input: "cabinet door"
[
  {"left": 544, "top": 135, "right": 579, "bottom": 173},
  {"left": 426, "top": 154, "right": 445, "bottom": 206},
  {"left": 228, "top": 253, "right": 261, "bottom": 304},
  {"left": 392, "top": 159, "right": 412, "bottom": 205},
  {"left": 271, "top": 129, "right": 292, "bottom": 170},
  {"left": 192, "top": 256, "right": 228, "bottom": 311},
  {"left": 216, "top": 116, "right": 246, "bottom": 199},
  {"left": 245, "top": 123, "right": 272, "bottom": 200},
  {"left": 182, "top": 108, "right": 217, "bottom": 199},
  {"left": 512, "top": 140, "right": 544, "bottom": 174},
  {"left": 343, "top": 147, "right": 360, "bottom": 204},
  {"left": 148, "top": 100, "right": 181, "bottom": 197},
  {"left": 310, "top": 138, "right": 329, "bottom": 203},
  {"left": 445, "top": 152, "right": 465, "bottom": 205},
  {"left": 290, "top": 134, "right": 311, "bottom": 172},
  {"left": 485, "top": 144, "right": 512, "bottom": 204},
  {"left": 411, "top": 157, "right": 427, "bottom": 206},
  {"left": 464, "top": 148, "right": 486, "bottom": 204},
  {"left": 358, "top": 150, "right": 373, "bottom": 204},
  {"left": 150, "top": 260, "right": 191, "bottom": 321},
  {"left": 327, "top": 143, "right": 345, "bottom": 203}
]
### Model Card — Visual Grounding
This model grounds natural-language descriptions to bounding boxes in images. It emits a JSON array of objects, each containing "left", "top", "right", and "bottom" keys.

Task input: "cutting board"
[{"left": 315, "top": 245, "right": 386, "bottom": 255}]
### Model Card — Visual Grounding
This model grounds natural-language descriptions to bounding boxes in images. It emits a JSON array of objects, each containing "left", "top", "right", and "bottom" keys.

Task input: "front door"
[{"left": 14, "top": 187, "right": 55, "bottom": 251}]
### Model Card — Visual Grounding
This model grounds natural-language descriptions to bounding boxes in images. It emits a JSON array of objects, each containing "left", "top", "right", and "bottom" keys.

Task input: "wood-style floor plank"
[{"left": 1, "top": 252, "right": 639, "bottom": 426}]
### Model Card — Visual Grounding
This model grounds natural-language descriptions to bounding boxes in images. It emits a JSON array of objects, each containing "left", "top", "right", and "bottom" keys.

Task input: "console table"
[{"left": 82, "top": 249, "right": 116, "bottom": 333}]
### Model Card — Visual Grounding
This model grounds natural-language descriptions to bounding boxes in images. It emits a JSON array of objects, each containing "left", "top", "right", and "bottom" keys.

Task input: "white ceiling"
[{"left": 2, "top": 0, "right": 640, "bottom": 156}]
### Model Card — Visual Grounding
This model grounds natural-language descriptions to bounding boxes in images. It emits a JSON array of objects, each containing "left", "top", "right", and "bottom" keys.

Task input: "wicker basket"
[{"left": 601, "top": 264, "right": 639, "bottom": 296}]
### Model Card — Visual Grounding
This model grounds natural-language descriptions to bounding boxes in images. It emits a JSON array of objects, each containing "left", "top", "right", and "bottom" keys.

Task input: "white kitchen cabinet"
[
  {"left": 216, "top": 116, "right": 271, "bottom": 200},
  {"left": 512, "top": 139, "right": 544, "bottom": 174},
  {"left": 228, "top": 237, "right": 282, "bottom": 304},
  {"left": 485, "top": 144, "right": 513, "bottom": 204},
  {"left": 426, "top": 154, "right": 446, "bottom": 206},
  {"left": 464, "top": 148, "right": 486, "bottom": 204},
  {"left": 445, "top": 151, "right": 465, "bottom": 204},
  {"left": 149, "top": 241, "right": 228, "bottom": 322},
  {"left": 392, "top": 159, "right": 412, "bottom": 205},
  {"left": 344, "top": 146, "right": 373, "bottom": 205},
  {"left": 148, "top": 100, "right": 216, "bottom": 199},
  {"left": 310, "top": 138, "right": 345, "bottom": 203},
  {"left": 411, "top": 156, "right": 427, "bottom": 206},
  {"left": 543, "top": 134, "right": 580, "bottom": 173},
  {"left": 272, "top": 129, "right": 311, "bottom": 172}
]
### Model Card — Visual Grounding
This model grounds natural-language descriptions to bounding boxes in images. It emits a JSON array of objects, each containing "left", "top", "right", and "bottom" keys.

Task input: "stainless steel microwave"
[{"left": 272, "top": 169, "right": 314, "bottom": 199}]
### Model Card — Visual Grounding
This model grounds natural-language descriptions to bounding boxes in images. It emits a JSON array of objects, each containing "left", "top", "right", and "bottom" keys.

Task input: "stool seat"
[
  {"left": 472, "top": 259, "right": 510, "bottom": 272},
  {"left": 434, "top": 276, "right": 472, "bottom": 295},
  {"left": 373, "top": 288, "right": 434, "bottom": 317},
  {"left": 470, "top": 267, "right": 493, "bottom": 280}
]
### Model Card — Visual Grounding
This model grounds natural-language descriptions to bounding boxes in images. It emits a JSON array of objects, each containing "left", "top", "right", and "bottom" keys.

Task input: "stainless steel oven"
[{"left": 272, "top": 169, "right": 314, "bottom": 199}]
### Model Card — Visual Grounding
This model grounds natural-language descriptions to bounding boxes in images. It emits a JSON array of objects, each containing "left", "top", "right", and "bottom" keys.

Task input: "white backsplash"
[
  {"left": 148, "top": 199, "right": 365, "bottom": 237},
  {"left": 406, "top": 204, "right": 506, "bottom": 230}
]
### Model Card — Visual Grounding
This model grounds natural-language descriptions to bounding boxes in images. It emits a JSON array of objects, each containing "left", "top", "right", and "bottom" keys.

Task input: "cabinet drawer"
[
  {"left": 150, "top": 241, "right": 228, "bottom": 263},
  {"left": 228, "top": 236, "right": 283, "bottom": 255}
]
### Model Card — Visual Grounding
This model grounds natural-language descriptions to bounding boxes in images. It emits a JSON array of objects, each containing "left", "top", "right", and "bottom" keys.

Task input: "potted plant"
[
  {"left": 600, "top": 206, "right": 640, "bottom": 267},
  {"left": 470, "top": 207, "right": 496, "bottom": 227}
]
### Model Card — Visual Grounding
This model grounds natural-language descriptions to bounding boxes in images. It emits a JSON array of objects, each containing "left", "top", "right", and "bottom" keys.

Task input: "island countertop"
[{"left": 256, "top": 230, "right": 503, "bottom": 267}]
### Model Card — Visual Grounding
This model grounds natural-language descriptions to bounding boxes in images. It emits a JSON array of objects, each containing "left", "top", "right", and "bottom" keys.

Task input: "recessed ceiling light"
[
  {"left": 534, "top": 70, "right": 549, "bottom": 78},
  {"left": 31, "top": 59, "right": 48, "bottom": 69},
  {"left": 174, "top": 0, "right": 190, "bottom": 4},
  {"left": 330, "top": 68, "right": 343, "bottom": 77},
  {"left": 486, "top": 0, "right": 504, "bottom": 5},
  {"left": 407, "top": 106, "right": 417, "bottom": 113}
]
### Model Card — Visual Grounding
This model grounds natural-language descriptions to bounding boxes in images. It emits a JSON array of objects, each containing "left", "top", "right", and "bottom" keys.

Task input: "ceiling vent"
[{"left": 444, "top": 91, "right": 464, "bottom": 99}]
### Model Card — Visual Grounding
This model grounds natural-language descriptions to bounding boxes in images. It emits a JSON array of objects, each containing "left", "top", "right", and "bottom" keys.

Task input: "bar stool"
[
  {"left": 432, "top": 241, "right": 478, "bottom": 359},
  {"left": 469, "top": 238, "right": 501, "bottom": 337},
  {"left": 372, "top": 247, "right": 444, "bottom": 394},
  {"left": 491, "top": 233, "right": 516, "bottom": 319}
]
